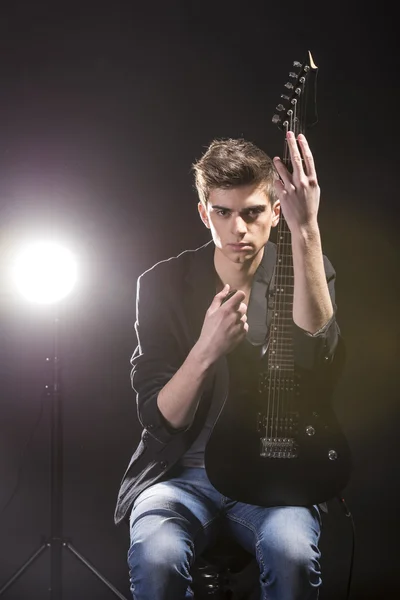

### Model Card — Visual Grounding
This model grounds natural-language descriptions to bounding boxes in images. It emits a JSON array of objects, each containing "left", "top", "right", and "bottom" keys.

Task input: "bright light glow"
[{"left": 12, "top": 241, "right": 78, "bottom": 304}]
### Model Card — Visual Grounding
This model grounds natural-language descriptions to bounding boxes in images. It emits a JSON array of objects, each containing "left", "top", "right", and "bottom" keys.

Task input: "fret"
[
  {"left": 269, "top": 361, "right": 294, "bottom": 366},
  {"left": 268, "top": 346, "right": 294, "bottom": 351},
  {"left": 269, "top": 344, "right": 294, "bottom": 350},
  {"left": 268, "top": 345, "right": 293, "bottom": 350},
  {"left": 269, "top": 346, "right": 294, "bottom": 351},
  {"left": 267, "top": 359, "right": 295, "bottom": 364},
  {"left": 271, "top": 317, "right": 295, "bottom": 322}
]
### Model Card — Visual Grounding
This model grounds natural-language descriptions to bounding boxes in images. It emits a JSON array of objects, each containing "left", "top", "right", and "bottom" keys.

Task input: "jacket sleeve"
[
  {"left": 130, "top": 265, "right": 187, "bottom": 444},
  {"left": 292, "top": 254, "right": 345, "bottom": 378}
]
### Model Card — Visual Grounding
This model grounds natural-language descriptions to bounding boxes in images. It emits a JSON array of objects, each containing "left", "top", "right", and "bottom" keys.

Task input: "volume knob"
[{"left": 328, "top": 449, "right": 338, "bottom": 461}]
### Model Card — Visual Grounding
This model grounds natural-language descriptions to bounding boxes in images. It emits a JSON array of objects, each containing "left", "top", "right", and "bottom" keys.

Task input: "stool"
[{"left": 191, "top": 537, "right": 259, "bottom": 599}]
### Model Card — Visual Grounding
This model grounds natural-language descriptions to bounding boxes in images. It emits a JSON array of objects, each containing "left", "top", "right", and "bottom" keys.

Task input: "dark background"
[{"left": 0, "top": 1, "right": 398, "bottom": 599}]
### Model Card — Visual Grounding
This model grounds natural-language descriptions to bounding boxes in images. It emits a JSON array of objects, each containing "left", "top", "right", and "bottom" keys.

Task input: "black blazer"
[{"left": 114, "top": 240, "right": 342, "bottom": 525}]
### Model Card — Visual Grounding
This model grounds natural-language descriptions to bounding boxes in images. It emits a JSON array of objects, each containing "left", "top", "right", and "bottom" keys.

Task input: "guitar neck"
[{"left": 267, "top": 51, "right": 319, "bottom": 376}]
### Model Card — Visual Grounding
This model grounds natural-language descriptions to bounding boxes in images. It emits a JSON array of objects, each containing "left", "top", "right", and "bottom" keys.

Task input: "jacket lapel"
[{"left": 183, "top": 241, "right": 216, "bottom": 345}]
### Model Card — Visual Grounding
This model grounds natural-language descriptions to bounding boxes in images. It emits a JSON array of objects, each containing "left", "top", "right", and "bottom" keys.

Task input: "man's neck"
[{"left": 214, "top": 246, "right": 265, "bottom": 293}]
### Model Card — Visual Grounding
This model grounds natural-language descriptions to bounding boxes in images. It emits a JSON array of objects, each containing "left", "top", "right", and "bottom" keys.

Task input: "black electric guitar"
[{"left": 205, "top": 52, "right": 352, "bottom": 507}]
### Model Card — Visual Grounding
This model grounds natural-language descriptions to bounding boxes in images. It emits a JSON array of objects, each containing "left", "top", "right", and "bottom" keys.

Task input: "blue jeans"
[{"left": 128, "top": 466, "right": 322, "bottom": 600}]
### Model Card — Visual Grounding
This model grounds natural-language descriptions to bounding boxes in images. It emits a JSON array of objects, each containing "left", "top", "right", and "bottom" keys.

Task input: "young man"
[{"left": 114, "top": 132, "right": 342, "bottom": 599}]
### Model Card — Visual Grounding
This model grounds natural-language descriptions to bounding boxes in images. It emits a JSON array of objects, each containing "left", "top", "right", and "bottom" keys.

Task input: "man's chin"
[{"left": 227, "top": 249, "right": 254, "bottom": 263}]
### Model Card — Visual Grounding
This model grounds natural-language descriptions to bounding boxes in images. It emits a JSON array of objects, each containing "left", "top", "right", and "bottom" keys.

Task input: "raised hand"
[
  {"left": 196, "top": 284, "right": 248, "bottom": 365},
  {"left": 273, "top": 131, "right": 320, "bottom": 234}
]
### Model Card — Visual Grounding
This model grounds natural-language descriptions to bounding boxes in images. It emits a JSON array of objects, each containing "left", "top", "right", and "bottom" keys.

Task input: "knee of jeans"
[
  {"left": 128, "top": 522, "right": 194, "bottom": 572},
  {"left": 289, "top": 541, "right": 320, "bottom": 574},
  {"left": 259, "top": 535, "right": 320, "bottom": 576}
]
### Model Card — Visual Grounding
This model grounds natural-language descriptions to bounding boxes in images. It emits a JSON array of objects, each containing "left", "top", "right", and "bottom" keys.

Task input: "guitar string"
[
  {"left": 293, "top": 75, "right": 307, "bottom": 436},
  {"left": 266, "top": 68, "right": 307, "bottom": 451},
  {"left": 283, "top": 111, "right": 292, "bottom": 443},
  {"left": 287, "top": 99, "right": 295, "bottom": 440},
  {"left": 279, "top": 82, "right": 304, "bottom": 446},
  {"left": 276, "top": 112, "right": 292, "bottom": 445},
  {"left": 286, "top": 88, "right": 299, "bottom": 442},
  {"left": 272, "top": 118, "right": 290, "bottom": 444},
  {"left": 268, "top": 115, "right": 291, "bottom": 447}
]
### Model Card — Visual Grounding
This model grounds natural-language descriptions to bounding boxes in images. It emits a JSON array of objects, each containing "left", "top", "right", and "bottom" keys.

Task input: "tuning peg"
[
  {"left": 272, "top": 114, "right": 281, "bottom": 124},
  {"left": 284, "top": 82, "right": 294, "bottom": 90},
  {"left": 289, "top": 72, "right": 297, "bottom": 79},
  {"left": 293, "top": 61, "right": 302, "bottom": 67},
  {"left": 276, "top": 104, "right": 285, "bottom": 111},
  {"left": 280, "top": 94, "right": 290, "bottom": 100}
]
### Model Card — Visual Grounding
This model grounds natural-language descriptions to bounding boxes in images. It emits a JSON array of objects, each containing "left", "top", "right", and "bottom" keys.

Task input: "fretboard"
[{"left": 268, "top": 214, "right": 294, "bottom": 375}]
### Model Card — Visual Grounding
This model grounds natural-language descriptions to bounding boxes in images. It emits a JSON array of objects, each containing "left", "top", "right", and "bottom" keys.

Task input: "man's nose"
[{"left": 232, "top": 215, "right": 247, "bottom": 235}]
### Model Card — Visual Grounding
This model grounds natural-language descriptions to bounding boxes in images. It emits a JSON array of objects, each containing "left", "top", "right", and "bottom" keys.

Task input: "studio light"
[
  {"left": 11, "top": 240, "right": 78, "bottom": 304},
  {"left": 1, "top": 239, "right": 128, "bottom": 600}
]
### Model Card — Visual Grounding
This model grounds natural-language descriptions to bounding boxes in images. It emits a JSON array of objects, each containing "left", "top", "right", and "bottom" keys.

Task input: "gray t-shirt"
[{"left": 179, "top": 256, "right": 273, "bottom": 468}]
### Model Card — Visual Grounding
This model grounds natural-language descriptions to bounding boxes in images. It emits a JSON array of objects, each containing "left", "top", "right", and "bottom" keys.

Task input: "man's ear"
[
  {"left": 198, "top": 202, "right": 211, "bottom": 229},
  {"left": 271, "top": 200, "right": 280, "bottom": 228}
]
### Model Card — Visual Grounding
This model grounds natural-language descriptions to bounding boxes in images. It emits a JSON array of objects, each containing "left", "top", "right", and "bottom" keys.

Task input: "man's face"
[{"left": 198, "top": 183, "right": 280, "bottom": 264}]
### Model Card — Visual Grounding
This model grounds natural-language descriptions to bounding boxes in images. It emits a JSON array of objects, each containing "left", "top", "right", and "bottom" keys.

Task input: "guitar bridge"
[{"left": 260, "top": 437, "right": 298, "bottom": 459}]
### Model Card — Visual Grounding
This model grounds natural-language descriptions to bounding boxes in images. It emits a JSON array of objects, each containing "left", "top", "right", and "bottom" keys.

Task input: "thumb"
[{"left": 210, "top": 284, "right": 230, "bottom": 308}]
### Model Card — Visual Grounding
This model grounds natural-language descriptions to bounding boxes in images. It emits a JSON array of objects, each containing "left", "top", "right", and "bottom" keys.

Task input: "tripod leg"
[
  {"left": 65, "top": 542, "right": 129, "bottom": 600},
  {"left": 0, "top": 543, "right": 48, "bottom": 596}
]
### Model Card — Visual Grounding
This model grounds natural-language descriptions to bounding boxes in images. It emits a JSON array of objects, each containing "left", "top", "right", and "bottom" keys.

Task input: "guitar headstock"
[{"left": 272, "top": 50, "right": 318, "bottom": 136}]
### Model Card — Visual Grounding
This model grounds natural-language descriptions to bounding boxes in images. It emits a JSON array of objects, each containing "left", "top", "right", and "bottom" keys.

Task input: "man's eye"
[
  {"left": 245, "top": 208, "right": 264, "bottom": 217},
  {"left": 216, "top": 209, "right": 229, "bottom": 216}
]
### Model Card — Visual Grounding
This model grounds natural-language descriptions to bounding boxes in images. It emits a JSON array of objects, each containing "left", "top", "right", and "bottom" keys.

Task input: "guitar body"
[
  {"left": 205, "top": 346, "right": 352, "bottom": 506},
  {"left": 204, "top": 51, "right": 352, "bottom": 507}
]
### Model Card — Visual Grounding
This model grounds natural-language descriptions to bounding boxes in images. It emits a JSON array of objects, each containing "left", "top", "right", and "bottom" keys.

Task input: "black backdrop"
[{"left": 0, "top": 2, "right": 398, "bottom": 599}]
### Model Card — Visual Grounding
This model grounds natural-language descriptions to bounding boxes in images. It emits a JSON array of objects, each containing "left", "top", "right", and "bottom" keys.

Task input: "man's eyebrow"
[
  {"left": 210, "top": 204, "right": 266, "bottom": 211},
  {"left": 211, "top": 204, "right": 230, "bottom": 210},
  {"left": 241, "top": 204, "right": 266, "bottom": 212}
]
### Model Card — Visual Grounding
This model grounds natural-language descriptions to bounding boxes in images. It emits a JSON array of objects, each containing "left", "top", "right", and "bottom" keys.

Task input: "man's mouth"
[{"left": 228, "top": 243, "right": 252, "bottom": 250}]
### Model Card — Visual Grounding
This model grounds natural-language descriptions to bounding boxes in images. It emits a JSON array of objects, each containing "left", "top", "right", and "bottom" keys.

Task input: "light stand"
[{"left": 0, "top": 303, "right": 128, "bottom": 599}]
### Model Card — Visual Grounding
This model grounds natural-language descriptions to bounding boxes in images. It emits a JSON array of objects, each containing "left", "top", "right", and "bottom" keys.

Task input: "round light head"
[{"left": 12, "top": 241, "right": 78, "bottom": 304}]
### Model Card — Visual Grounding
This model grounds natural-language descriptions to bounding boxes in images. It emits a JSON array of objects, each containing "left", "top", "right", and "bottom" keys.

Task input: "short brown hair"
[{"left": 192, "top": 138, "right": 277, "bottom": 207}]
